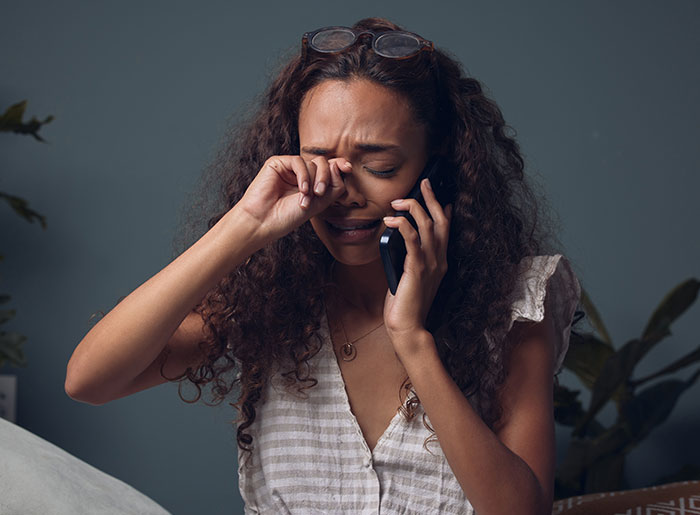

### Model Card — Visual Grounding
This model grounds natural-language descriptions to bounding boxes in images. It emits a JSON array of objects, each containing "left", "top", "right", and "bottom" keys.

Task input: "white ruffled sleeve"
[{"left": 502, "top": 254, "right": 582, "bottom": 374}]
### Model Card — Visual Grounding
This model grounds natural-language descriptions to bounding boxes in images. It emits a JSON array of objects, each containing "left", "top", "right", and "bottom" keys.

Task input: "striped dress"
[{"left": 236, "top": 254, "right": 581, "bottom": 514}]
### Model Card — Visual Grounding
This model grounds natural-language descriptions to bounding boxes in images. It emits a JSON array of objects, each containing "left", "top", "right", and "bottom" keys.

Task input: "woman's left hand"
[{"left": 382, "top": 178, "right": 452, "bottom": 359}]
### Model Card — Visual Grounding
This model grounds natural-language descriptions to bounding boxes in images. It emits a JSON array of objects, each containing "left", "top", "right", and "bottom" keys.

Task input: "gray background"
[{"left": 1, "top": 1, "right": 698, "bottom": 513}]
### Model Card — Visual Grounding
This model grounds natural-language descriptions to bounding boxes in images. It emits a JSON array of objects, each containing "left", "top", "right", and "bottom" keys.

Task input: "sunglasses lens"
[
  {"left": 374, "top": 33, "right": 422, "bottom": 58},
  {"left": 311, "top": 28, "right": 356, "bottom": 52}
]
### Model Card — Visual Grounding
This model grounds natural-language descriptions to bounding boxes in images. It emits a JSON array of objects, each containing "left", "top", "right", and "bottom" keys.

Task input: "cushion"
[
  {"left": 552, "top": 480, "right": 700, "bottom": 514},
  {"left": 0, "top": 416, "right": 171, "bottom": 514}
]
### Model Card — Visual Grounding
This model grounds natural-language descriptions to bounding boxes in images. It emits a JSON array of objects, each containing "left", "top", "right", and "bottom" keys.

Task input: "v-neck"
[{"left": 320, "top": 310, "right": 413, "bottom": 458}]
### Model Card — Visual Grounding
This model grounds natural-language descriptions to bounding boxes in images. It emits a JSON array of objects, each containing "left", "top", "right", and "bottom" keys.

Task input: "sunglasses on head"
[{"left": 301, "top": 25, "right": 434, "bottom": 66}]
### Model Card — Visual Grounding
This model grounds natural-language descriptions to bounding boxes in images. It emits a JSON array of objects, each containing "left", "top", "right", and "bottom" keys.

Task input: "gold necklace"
[
  {"left": 328, "top": 289, "right": 385, "bottom": 362},
  {"left": 336, "top": 314, "right": 385, "bottom": 362}
]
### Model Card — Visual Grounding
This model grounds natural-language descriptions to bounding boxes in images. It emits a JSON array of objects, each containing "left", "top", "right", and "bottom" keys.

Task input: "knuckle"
[
  {"left": 267, "top": 157, "right": 284, "bottom": 172},
  {"left": 405, "top": 199, "right": 420, "bottom": 210},
  {"left": 292, "top": 155, "right": 307, "bottom": 169}
]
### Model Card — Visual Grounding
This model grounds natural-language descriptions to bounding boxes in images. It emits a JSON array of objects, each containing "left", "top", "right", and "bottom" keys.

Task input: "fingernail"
[
  {"left": 300, "top": 194, "right": 310, "bottom": 208},
  {"left": 314, "top": 182, "right": 326, "bottom": 195},
  {"left": 383, "top": 216, "right": 395, "bottom": 222},
  {"left": 390, "top": 199, "right": 403, "bottom": 205},
  {"left": 342, "top": 161, "right": 352, "bottom": 170},
  {"left": 302, "top": 181, "right": 309, "bottom": 193},
  {"left": 425, "top": 178, "right": 432, "bottom": 190}
]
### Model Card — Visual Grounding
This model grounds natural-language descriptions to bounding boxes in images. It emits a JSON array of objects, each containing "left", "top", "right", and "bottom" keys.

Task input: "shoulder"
[{"left": 492, "top": 254, "right": 582, "bottom": 375}]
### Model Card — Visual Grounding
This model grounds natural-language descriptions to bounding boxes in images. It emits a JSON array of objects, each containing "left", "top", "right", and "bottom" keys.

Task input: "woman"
[{"left": 66, "top": 17, "right": 582, "bottom": 514}]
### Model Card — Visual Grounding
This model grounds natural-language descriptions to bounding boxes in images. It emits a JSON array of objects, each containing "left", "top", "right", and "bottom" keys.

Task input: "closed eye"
[{"left": 365, "top": 166, "right": 396, "bottom": 177}]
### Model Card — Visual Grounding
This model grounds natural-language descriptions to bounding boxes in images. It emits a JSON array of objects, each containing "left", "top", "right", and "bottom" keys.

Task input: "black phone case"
[{"left": 379, "top": 155, "right": 455, "bottom": 295}]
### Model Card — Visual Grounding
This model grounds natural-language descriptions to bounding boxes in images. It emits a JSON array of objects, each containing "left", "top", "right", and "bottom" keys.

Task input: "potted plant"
[
  {"left": 554, "top": 278, "right": 700, "bottom": 498},
  {"left": 0, "top": 100, "right": 53, "bottom": 421}
]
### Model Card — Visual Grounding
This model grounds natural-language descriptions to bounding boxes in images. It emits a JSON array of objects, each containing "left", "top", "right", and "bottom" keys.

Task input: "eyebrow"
[{"left": 301, "top": 142, "right": 401, "bottom": 155}]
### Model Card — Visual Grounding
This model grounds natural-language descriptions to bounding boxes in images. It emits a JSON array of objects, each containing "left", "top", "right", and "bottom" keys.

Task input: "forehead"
[{"left": 298, "top": 79, "right": 423, "bottom": 145}]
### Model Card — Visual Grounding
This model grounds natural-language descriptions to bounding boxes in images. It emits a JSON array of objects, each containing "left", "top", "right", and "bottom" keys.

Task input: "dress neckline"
[{"left": 319, "top": 309, "right": 414, "bottom": 457}]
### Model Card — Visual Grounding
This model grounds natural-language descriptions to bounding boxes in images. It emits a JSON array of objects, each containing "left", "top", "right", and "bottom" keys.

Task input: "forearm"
[
  {"left": 65, "top": 206, "right": 263, "bottom": 400},
  {"left": 396, "top": 332, "right": 550, "bottom": 515}
]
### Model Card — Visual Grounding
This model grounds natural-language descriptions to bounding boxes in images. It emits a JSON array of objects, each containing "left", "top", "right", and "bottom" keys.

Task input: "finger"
[
  {"left": 382, "top": 215, "right": 424, "bottom": 271},
  {"left": 271, "top": 155, "right": 311, "bottom": 194},
  {"left": 280, "top": 155, "right": 314, "bottom": 209},
  {"left": 389, "top": 196, "right": 435, "bottom": 253},
  {"left": 311, "top": 156, "right": 330, "bottom": 197},
  {"left": 331, "top": 158, "right": 352, "bottom": 182},
  {"left": 266, "top": 156, "right": 297, "bottom": 186},
  {"left": 421, "top": 178, "right": 449, "bottom": 226},
  {"left": 327, "top": 160, "right": 348, "bottom": 200}
]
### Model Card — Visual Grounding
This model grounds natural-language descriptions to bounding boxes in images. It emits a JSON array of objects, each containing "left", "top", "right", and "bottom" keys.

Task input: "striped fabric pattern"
[{"left": 236, "top": 254, "right": 581, "bottom": 514}]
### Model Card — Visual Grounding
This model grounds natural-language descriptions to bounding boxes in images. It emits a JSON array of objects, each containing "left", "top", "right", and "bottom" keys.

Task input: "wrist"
[
  {"left": 389, "top": 328, "right": 435, "bottom": 361},
  {"left": 221, "top": 204, "right": 271, "bottom": 244},
  {"left": 212, "top": 206, "right": 270, "bottom": 267}
]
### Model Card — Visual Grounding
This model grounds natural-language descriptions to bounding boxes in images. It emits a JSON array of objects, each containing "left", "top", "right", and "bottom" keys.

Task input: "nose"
[{"left": 333, "top": 166, "right": 366, "bottom": 208}]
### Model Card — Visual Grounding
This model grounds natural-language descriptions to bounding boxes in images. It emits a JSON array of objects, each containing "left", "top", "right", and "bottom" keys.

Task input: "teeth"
[{"left": 328, "top": 220, "right": 377, "bottom": 231}]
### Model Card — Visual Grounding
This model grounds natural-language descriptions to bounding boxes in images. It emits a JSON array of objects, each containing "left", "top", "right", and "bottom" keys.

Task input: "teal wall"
[{"left": 2, "top": 1, "right": 698, "bottom": 513}]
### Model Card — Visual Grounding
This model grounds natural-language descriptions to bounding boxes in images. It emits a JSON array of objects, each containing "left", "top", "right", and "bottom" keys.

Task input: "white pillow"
[{"left": 0, "top": 416, "right": 171, "bottom": 514}]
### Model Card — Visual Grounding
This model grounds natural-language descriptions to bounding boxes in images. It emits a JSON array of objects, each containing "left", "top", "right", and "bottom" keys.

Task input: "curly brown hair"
[{"left": 167, "top": 16, "right": 576, "bottom": 466}]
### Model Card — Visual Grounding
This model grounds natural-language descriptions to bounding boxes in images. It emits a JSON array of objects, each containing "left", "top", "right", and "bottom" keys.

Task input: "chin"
[
  {"left": 331, "top": 251, "right": 381, "bottom": 267},
  {"left": 320, "top": 241, "right": 380, "bottom": 267}
]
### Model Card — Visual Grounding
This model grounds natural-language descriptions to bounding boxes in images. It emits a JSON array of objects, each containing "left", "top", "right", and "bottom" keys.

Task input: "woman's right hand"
[{"left": 234, "top": 155, "right": 350, "bottom": 243}]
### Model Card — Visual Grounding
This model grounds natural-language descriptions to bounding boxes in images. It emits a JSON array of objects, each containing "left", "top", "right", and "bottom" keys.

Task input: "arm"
[
  {"left": 65, "top": 206, "right": 262, "bottom": 405},
  {"left": 66, "top": 155, "right": 348, "bottom": 405},
  {"left": 396, "top": 313, "right": 556, "bottom": 515}
]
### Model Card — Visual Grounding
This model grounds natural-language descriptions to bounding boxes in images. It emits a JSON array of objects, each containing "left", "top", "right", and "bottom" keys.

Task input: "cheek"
[
  {"left": 361, "top": 174, "right": 417, "bottom": 206},
  {"left": 379, "top": 178, "right": 419, "bottom": 206},
  {"left": 309, "top": 217, "right": 327, "bottom": 238}
]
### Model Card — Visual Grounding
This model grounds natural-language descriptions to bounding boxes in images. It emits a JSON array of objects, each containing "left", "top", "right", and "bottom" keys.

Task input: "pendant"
[{"left": 340, "top": 342, "right": 357, "bottom": 361}]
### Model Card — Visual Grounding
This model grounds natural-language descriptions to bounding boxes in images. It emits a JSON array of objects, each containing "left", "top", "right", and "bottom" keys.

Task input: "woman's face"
[{"left": 299, "top": 78, "right": 429, "bottom": 266}]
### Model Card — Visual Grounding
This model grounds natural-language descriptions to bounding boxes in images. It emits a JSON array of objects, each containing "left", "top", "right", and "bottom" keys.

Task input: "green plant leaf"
[
  {"left": 580, "top": 288, "right": 613, "bottom": 347},
  {"left": 0, "top": 100, "right": 27, "bottom": 125},
  {"left": 0, "top": 100, "right": 54, "bottom": 142},
  {"left": 0, "top": 330, "right": 28, "bottom": 368},
  {"left": 642, "top": 278, "right": 700, "bottom": 341},
  {"left": 574, "top": 335, "right": 663, "bottom": 436},
  {"left": 564, "top": 332, "right": 615, "bottom": 390},
  {"left": 619, "top": 370, "right": 700, "bottom": 452},
  {"left": 631, "top": 343, "right": 700, "bottom": 388},
  {"left": 0, "top": 308, "right": 16, "bottom": 324},
  {"left": 0, "top": 191, "right": 47, "bottom": 228}
]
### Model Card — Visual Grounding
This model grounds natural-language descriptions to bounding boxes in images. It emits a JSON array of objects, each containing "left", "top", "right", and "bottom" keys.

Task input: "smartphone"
[{"left": 379, "top": 155, "right": 455, "bottom": 295}]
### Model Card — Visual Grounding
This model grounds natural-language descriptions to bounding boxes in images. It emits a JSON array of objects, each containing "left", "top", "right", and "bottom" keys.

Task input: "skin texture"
[
  {"left": 300, "top": 78, "right": 431, "bottom": 267},
  {"left": 298, "top": 78, "right": 452, "bottom": 326}
]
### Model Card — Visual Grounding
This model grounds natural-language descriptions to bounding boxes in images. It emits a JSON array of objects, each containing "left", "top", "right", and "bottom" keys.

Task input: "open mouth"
[
  {"left": 323, "top": 218, "right": 383, "bottom": 242},
  {"left": 326, "top": 219, "right": 381, "bottom": 231}
]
